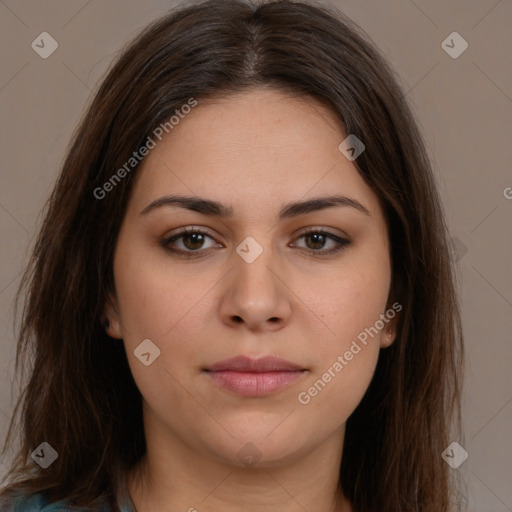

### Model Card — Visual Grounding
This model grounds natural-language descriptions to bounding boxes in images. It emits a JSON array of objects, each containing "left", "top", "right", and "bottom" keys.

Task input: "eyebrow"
[{"left": 140, "top": 194, "right": 371, "bottom": 218}]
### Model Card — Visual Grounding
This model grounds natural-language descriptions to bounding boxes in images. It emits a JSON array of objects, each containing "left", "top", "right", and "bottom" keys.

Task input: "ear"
[
  {"left": 380, "top": 313, "right": 399, "bottom": 349},
  {"left": 380, "top": 275, "right": 403, "bottom": 348},
  {"left": 380, "top": 287, "right": 402, "bottom": 349},
  {"left": 102, "top": 293, "right": 123, "bottom": 339}
]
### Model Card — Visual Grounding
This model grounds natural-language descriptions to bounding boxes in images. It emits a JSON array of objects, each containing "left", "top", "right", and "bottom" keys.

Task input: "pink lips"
[{"left": 204, "top": 356, "right": 307, "bottom": 397}]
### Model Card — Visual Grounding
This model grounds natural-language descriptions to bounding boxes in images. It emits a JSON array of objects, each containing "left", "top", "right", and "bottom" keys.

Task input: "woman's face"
[{"left": 105, "top": 87, "right": 397, "bottom": 468}]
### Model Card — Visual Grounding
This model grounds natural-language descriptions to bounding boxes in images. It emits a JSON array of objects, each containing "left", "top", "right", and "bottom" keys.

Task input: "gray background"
[{"left": 1, "top": 0, "right": 511, "bottom": 510}]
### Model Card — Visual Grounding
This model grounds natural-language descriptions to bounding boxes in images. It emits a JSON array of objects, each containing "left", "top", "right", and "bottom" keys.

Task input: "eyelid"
[
  {"left": 161, "top": 226, "right": 220, "bottom": 248},
  {"left": 295, "top": 225, "right": 349, "bottom": 238},
  {"left": 162, "top": 225, "right": 349, "bottom": 241},
  {"left": 162, "top": 225, "right": 218, "bottom": 243}
]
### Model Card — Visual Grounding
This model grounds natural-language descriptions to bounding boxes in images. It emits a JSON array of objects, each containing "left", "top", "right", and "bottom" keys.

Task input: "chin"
[{"left": 203, "top": 429, "right": 311, "bottom": 469}]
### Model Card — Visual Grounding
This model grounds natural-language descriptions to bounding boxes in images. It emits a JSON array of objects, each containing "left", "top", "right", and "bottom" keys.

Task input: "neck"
[{"left": 127, "top": 426, "right": 352, "bottom": 512}]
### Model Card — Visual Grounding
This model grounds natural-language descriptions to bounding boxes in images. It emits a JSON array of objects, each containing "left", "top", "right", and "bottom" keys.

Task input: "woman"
[{"left": 0, "top": 0, "right": 465, "bottom": 510}]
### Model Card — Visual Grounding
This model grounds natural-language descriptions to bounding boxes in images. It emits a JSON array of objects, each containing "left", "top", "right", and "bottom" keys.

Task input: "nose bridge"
[
  {"left": 233, "top": 234, "right": 279, "bottom": 297},
  {"left": 223, "top": 233, "right": 290, "bottom": 328}
]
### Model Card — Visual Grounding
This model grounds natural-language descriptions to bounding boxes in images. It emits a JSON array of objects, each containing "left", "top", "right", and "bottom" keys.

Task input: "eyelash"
[{"left": 160, "top": 227, "right": 351, "bottom": 259}]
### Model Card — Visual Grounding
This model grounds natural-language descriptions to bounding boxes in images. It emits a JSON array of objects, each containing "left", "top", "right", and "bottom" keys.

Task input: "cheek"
[
  {"left": 296, "top": 261, "right": 389, "bottom": 416},
  {"left": 114, "top": 264, "right": 206, "bottom": 416},
  {"left": 113, "top": 242, "right": 213, "bottom": 339},
  {"left": 296, "top": 348, "right": 379, "bottom": 434},
  {"left": 111, "top": 246, "right": 212, "bottom": 395},
  {"left": 313, "top": 257, "right": 391, "bottom": 343},
  {"left": 296, "top": 279, "right": 384, "bottom": 421}
]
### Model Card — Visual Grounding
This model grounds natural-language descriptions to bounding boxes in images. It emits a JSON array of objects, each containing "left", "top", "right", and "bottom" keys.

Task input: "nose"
[{"left": 219, "top": 237, "right": 292, "bottom": 333}]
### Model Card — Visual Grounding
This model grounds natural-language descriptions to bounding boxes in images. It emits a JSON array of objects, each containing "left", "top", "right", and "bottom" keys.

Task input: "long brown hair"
[{"left": 0, "top": 1, "right": 465, "bottom": 510}]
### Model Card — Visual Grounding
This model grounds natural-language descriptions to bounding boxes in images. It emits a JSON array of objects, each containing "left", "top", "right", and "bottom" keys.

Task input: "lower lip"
[{"left": 205, "top": 370, "right": 306, "bottom": 397}]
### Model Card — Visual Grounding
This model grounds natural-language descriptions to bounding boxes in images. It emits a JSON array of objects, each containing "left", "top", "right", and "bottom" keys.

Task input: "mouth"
[{"left": 203, "top": 356, "right": 308, "bottom": 397}]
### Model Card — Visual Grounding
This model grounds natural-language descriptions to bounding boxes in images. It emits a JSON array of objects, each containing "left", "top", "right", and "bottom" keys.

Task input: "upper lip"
[{"left": 204, "top": 356, "right": 305, "bottom": 373}]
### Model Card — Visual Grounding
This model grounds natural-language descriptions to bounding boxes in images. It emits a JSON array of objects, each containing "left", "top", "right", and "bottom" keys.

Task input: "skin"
[{"left": 104, "top": 87, "right": 398, "bottom": 512}]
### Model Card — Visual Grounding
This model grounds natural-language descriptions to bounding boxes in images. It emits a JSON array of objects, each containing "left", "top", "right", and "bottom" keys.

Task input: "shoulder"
[
  {"left": 0, "top": 490, "right": 125, "bottom": 511},
  {"left": 1, "top": 492, "right": 86, "bottom": 511}
]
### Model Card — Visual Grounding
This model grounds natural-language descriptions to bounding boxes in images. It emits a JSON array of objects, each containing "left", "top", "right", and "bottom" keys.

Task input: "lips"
[
  {"left": 205, "top": 355, "right": 305, "bottom": 373},
  {"left": 203, "top": 356, "right": 307, "bottom": 397}
]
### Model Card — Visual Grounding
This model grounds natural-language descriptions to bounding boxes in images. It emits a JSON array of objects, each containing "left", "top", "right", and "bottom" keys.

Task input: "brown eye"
[
  {"left": 292, "top": 229, "right": 352, "bottom": 256},
  {"left": 161, "top": 227, "right": 219, "bottom": 258},
  {"left": 181, "top": 231, "right": 207, "bottom": 250},
  {"left": 303, "top": 232, "right": 328, "bottom": 250}
]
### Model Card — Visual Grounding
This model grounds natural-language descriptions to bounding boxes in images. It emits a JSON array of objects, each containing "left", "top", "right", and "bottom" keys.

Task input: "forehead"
[{"left": 128, "top": 88, "right": 383, "bottom": 221}]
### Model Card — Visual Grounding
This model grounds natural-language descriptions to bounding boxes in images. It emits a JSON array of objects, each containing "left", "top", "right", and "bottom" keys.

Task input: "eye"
[
  {"left": 161, "top": 227, "right": 219, "bottom": 257},
  {"left": 291, "top": 228, "right": 351, "bottom": 256},
  {"left": 161, "top": 227, "right": 352, "bottom": 258}
]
